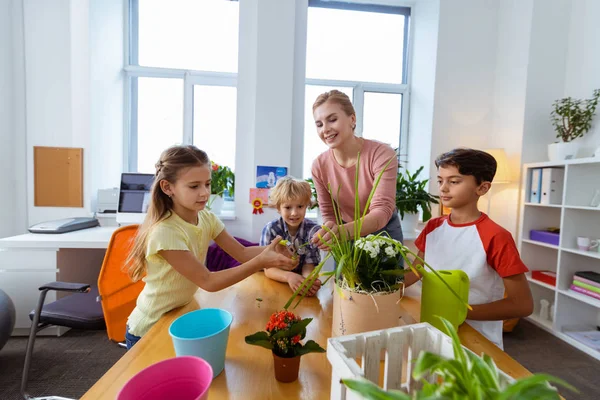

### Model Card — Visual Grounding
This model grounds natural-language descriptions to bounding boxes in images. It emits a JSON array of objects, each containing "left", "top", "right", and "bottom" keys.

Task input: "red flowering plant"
[
  {"left": 210, "top": 161, "right": 235, "bottom": 197},
  {"left": 244, "top": 310, "right": 325, "bottom": 358}
]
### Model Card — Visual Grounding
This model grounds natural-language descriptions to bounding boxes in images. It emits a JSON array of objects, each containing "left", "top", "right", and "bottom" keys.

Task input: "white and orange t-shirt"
[{"left": 414, "top": 213, "right": 528, "bottom": 349}]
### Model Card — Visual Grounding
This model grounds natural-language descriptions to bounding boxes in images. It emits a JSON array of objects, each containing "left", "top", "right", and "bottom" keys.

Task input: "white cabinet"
[
  {"left": 519, "top": 158, "right": 600, "bottom": 360},
  {"left": 0, "top": 249, "right": 59, "bottom": 335}
]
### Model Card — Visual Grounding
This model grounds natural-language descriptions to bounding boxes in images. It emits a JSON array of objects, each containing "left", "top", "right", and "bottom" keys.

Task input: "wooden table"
[{"left": 82, "top": 273, "right": 531, "bottom": 400}]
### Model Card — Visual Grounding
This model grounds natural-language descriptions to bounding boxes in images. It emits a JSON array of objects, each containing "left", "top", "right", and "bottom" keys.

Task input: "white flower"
[{"left": 385, "top": 246, "right": 397, "bottom": 257}]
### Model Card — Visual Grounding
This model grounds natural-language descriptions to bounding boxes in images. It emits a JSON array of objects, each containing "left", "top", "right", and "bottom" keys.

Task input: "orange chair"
[{"left": 97, "top": 224, "right": 145, "bottom": 342}]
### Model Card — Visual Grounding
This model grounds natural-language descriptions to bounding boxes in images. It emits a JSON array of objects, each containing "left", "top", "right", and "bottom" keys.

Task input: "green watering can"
[{"left": 419, "top": 268, "right": 470, "bottom": 333}]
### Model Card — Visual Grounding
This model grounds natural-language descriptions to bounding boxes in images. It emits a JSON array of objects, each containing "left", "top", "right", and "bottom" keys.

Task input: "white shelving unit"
[{"left": 518, "top": 157, "right": 600, "bottom": 361}]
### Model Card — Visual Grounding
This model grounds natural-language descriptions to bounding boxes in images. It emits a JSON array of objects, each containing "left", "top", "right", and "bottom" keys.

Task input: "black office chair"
[{"left": 20, "top": 282, "right": 104, "bottom": 400}]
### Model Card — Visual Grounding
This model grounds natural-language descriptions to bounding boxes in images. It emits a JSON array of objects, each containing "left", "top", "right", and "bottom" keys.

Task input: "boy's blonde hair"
[{"left": 269, "top": 176, "right": 312, "bottom": 209}]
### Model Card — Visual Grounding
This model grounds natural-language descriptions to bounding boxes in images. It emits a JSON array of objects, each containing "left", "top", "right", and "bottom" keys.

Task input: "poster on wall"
[{"left": 256, "top": 166, "right": 288, "bottom": 189}]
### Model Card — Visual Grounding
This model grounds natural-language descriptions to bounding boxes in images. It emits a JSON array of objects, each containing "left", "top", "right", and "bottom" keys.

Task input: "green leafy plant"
[
  {"left": 342, "top": 317, "right": 577, "bottom": 400},
  {"left": 210, "top": 161, "right": 235, "bottom": 197},
  {"left": 396, "top": 166, "right": 439, "bottom": 223},
  {"left": 305, "top": 178, "right": 319, "bottom": 210},
  {"left": 551, "top": 88, "right": 600, "bottom": 143},
  {"left": 244, "top": 310, "right": 325, "bottom": 358},
  {"left": 283, "top": 154, "right": 470, "bottom": 311}
]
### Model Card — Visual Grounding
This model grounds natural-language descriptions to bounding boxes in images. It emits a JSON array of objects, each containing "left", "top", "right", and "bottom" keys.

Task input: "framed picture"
[{"left": 256, "top": 166, "right": 288, "bottom": 189}]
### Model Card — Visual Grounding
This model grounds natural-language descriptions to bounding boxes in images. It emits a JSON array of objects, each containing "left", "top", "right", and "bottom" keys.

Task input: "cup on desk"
[
  {"left": 577, "top": 236, "right": 599, "bottom": 251},
  {"left": 169, "top": 308, "right": 233, "bottom": 378},
  {"left": 117, "top": 356, "right": 212, "bottom": 400}
]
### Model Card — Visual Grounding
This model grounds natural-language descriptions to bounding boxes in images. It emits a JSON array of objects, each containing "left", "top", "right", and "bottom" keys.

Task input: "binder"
[
  {"left": 529, "top": 168, "right": 542, "bottom": 203},
  {"left": 540, "top": 167, "right": 564, "bottom": 205}
]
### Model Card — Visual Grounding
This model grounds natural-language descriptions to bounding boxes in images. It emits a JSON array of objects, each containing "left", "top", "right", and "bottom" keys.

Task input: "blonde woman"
[{"left": 310, "top": 90, "right": 403, "bottom": 250}]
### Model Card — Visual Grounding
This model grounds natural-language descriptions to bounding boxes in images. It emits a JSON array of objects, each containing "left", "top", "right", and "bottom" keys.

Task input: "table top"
[
  {"left": 0, "top": 226, "right": 118, "bottom": 249},
  {"left": 82, "top": 274, "right": 532, "bottom": 400}
]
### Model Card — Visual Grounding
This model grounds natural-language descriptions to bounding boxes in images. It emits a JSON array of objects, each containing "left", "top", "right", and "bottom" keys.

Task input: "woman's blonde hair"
[
  {"left": 312, "top": 90, "right": 356, "bottom": 118},
  {"left": 269, "top": 176, "right": 312, "bottom": 210},
  {"left": 126, "top": 145, "right": 210, "bottom": 281}
]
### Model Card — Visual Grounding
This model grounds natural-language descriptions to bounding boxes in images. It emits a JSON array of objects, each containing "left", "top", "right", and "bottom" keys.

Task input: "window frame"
[
  {"left": 304, "top": 1, "right": 412, "bottom": 165},
  {"left": 124, "top": 0, "right": 238, "bottom": 173}
]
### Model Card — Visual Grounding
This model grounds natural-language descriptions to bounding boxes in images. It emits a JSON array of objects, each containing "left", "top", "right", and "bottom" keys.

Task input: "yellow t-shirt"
[{"left": 127, "top": 210, "right": 225, "bottom": 337}]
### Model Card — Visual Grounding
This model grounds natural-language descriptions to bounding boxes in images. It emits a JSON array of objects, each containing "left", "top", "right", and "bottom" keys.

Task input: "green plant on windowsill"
[
  {"left": 305, "top": 178, "right": 319, "bottom": 210},
  {"left": 342, "top": 317, "right": 577, "bottom": 400},
  {"left": 210, "top": 161, "right": 235, "bottom": 197},
  {"left": 396, "top": 166, "right": 439, "bottom": 223}
]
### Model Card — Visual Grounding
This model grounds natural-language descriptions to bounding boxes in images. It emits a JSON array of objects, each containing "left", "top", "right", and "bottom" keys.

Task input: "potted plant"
[
  {"left": 208, "top": 161, "right": 235, "bottom": 215},
  {"left": 305, "top": 178, "right": 319, "bottom": 210},
  {"left": 549, "top": 88, "right": 600, "bottom": 161},
  {"left": 245, "top": 310, "right": 325, "bottom": 382},
  {"left": 396, "top": 166, "right": 439, "bottom": 237},
  {"left": 284, "top": 154, "right": 470, "bottom": 338},
  {"left": 341, "top": 317, "right": 576, "bottom": 399}
]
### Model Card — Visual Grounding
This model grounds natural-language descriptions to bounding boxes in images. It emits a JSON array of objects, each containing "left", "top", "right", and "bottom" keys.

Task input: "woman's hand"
[
  {"left": 311, "top": 221, "right": 338, "bottom": 251},
  {"left": 258, "top": 236, "right": 299, "bottom": 271},
  {"left": 287, "top": 274, "right": 321, "bottom": 297}
]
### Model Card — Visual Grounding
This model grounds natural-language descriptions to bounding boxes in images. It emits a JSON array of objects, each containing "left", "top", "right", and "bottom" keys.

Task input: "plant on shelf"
[
  {"left": 551, "top": 89, "right": 600, "bottom": 143},
  {"left": 245, "top": 310, "right": 325, "bottom": 382},
  {"left": 284, "top": 154, "right": 470, "bottom": 337},
  {"left": 342, "top": 317, "right": 577, "bottom": 400},
  {"left": 396, "top": 166, "right": 439, "bottom": 223},
  {"left": 548, "top": 89, "right": 600, "bottom": 161},
  {"left": 305, "top": 178, "right": 319, "bottom": 210}
]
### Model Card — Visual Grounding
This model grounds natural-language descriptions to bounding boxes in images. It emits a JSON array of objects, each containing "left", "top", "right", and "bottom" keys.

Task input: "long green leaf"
[
  {"left": 342, "top": 378, "right": 411, "bottom": 400},
  {"left": 497, "top": 374, "right": 577, "bottom": 400}
]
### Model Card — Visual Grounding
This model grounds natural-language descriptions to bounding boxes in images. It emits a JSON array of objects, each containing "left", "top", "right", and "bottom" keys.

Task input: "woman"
[{"left": 310, "top": 90, "right": 403, "bottom": 249}]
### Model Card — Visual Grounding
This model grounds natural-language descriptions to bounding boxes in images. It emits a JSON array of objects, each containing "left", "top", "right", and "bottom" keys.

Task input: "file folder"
[
  {"left": 540, "top": 167, "right": 564, "bottom": 205},
  {"left": 529, "top": 168, "right": 542, "bottom": 203}
]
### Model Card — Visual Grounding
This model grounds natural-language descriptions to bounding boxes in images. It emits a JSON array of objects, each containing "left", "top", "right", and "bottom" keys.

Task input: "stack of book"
[{"left": 570, "top": 271, "right": 600, "bottom": 301}]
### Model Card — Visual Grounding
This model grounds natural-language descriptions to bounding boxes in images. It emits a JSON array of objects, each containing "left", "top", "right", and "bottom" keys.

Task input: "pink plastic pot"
[{"left": 117, "top": 356, "right": 213, "bottom": 400}]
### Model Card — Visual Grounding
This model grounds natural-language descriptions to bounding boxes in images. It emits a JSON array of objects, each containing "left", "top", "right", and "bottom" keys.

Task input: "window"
[
  {"left": 303, "top": 1, "right": 410, "bottom": 178},
  {"left": 126, "top": 0, "right": 239, "bottom": 190}
]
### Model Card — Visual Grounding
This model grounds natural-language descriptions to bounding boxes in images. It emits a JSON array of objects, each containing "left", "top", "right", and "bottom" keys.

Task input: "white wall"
[
  {"left": 486, "top": 0, "right": 534, "bottom": 235},
  {"left": 406, "top": 0, "right": 439, "bottom": 179},
  {"left": 1, "top": 0, "right": 27, "bottom": 237},
  {"left": 563, "top": 0, "right": 600, "bottom": 157},
  {"left": 89, "top": 0, "right": 125, "bottom": 210},
  {"left": 0, "top": 0, "right": 16, "bottom": 237}
]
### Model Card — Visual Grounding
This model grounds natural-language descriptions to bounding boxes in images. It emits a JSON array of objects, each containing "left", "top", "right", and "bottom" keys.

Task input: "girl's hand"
[
  {"left": 259, "top": 236, "right": 298, "bottom": 271},
  {"left": 311, "top": 221, "right": 337, "bottom": 251},
  {"left": 287, "top": 274, "right": 321, "bottom": 297}
]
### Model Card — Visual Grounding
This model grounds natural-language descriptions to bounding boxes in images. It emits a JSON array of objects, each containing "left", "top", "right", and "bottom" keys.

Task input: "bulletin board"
[{"left": 34, "top": 146, "right": 83, "bottom": 207}]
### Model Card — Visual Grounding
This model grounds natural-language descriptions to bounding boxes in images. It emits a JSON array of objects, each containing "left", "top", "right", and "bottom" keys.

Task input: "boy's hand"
[
  {"left": 287, "top": 274, "right": 321, "bottom": 297},
  {"left": 259, "top": 236, "right": 298, "bottom": 271}
]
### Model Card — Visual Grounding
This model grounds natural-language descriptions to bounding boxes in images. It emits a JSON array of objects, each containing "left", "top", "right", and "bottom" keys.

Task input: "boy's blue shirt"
[{"left": 260, "top": 217, "right": 321, "bottom": 274}]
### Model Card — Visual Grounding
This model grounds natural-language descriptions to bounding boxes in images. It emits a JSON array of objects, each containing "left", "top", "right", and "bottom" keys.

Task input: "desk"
[
  {"left": 82, "top": 273, "right": 531, "bottom": 400},
  {"left": 0, "top": 227, "right": 119, "bottom": 335}
]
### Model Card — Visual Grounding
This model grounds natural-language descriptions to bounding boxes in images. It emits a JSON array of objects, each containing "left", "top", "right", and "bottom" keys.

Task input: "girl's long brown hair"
[{"left": 126, "top": 145, "right": 210, "bottom": 281}]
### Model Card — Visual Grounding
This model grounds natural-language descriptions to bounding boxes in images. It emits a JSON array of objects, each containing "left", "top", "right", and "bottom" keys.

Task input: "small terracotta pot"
[{"left": 272, "top": 353, "right": 301, "bottom": 383}]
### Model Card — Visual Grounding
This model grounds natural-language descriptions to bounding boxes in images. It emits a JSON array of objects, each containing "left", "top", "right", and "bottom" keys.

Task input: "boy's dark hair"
[{"left": 435, "top": 148, "right": 497, "bottom": 184}]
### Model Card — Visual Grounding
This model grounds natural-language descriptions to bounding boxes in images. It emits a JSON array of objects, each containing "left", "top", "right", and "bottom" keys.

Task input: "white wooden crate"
[{"left": 327, "top": 323, "right": 513, "bottom": 400}]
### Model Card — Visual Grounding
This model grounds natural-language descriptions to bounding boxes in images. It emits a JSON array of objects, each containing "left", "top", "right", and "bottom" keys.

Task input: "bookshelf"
[{"left": 518, "top": 157, "right": 600, "bottom": 361}]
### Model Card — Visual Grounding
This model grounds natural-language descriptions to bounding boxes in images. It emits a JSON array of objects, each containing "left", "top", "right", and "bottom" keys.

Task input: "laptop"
[{"left": 116, "top": 173, "right": 155, "bottom": 225}]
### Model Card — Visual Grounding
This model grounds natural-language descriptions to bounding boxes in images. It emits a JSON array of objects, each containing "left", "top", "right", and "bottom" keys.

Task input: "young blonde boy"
[
  {"left": 404, "top": 148, "right": 533, "bottom": 349},
  {"left": 260, "top": 177, "right": 322, "bottom": 296}
]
